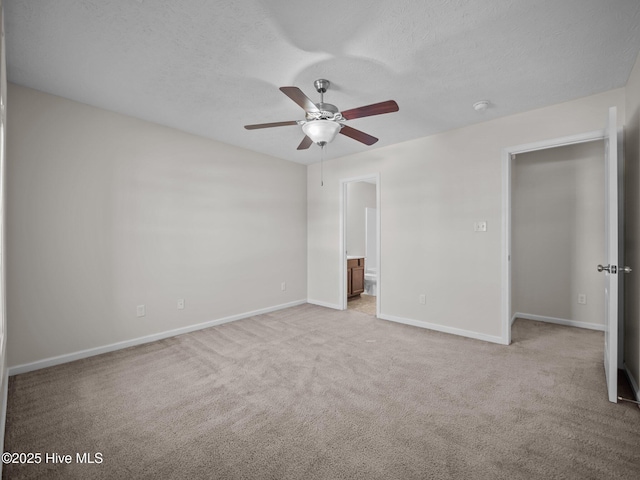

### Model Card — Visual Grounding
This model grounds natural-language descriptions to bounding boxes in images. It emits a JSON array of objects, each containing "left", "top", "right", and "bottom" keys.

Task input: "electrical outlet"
[
  {"left": 578, "top": 294, "right": 587, "bottom": 305},
  {"left": 281, "top": 282, "right": 286, "bottom": 292},
  {"left": 474, "top": 221, "right": 487, "bottom": 232},
  {"left": 136, "top": 305, "right": 145, "bottom": 317},
  {"left": 419, "top": 294, "right": 426, "bottom": 305},
  {"left": 177, "top": 298, "right": 185, "bottom": 310}
]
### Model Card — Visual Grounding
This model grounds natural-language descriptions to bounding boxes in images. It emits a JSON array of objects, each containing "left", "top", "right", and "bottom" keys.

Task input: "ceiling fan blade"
[
  {"left": 339, "top": 125, "right": 378, "bottom": 146},
  {"left": 280, "top": 86, "right": 320, "bottom": 113},
  {"left": 297, "top": 135, "right": 313, "bottom": 150},
  {"left": 244, "top": 120, "right": 298, "bottom": 130},
  {"left": 341, "top": 100, "right": 399, "bottom": 120}
]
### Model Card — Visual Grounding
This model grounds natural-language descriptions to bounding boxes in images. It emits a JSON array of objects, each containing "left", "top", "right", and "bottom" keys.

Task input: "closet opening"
[{"left": 510, "top": 140, "right": 606, "bottom": 334}]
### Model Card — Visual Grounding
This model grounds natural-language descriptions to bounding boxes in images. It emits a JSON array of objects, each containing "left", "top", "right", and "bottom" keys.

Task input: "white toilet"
[{"left": 364, "top": 267, "right": 377, "bottom": 296}]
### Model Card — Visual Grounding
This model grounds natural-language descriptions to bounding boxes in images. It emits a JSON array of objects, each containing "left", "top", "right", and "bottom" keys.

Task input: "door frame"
[
  {"left": 340, "top": 173, "right": 381, "bottom": 315},
  {"left": 501, "top": 129, "right": 607, "bottom": 345}
]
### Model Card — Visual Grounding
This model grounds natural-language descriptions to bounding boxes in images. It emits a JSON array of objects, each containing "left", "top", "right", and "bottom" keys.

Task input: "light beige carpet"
[{"left": 3, "top": 305, "right": 640, "bottom": 479}]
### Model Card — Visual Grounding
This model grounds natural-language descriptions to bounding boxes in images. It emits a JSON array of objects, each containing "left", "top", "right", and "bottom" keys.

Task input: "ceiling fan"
[{"left": 244, "top": 79, "right": 399, "bottom": 150}]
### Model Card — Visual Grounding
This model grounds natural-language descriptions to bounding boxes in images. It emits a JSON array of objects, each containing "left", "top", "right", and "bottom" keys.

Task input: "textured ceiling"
[{"left": 5, "top": 0, "right": 640, "bottom": 164}]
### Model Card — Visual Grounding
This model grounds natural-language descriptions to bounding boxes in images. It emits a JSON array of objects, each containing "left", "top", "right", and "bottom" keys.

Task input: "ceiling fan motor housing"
[{"left": 305, "top": 102, "right": 343, "bottom": 121}]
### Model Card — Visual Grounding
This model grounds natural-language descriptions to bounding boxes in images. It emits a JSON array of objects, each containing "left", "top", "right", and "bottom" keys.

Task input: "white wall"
[
  {"left": 6, "top": 84, "right": 307, "bottom": 368},
  {"left": 308, "top": 88, "right": 625, "bottom": 342},
  {"left": 624, "top": 50, "right": 640, "bottom": 395},
  {"left": 346, "top": 181, "right": 376, "bottom": 258},
  {"left": 512, "top": 142, "right": 605, "bottom": 327}
]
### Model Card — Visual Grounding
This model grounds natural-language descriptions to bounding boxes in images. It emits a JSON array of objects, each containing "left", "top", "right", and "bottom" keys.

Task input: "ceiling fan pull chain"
[{"left": 321, "top": 143, "right": 325, "bottom": 187}]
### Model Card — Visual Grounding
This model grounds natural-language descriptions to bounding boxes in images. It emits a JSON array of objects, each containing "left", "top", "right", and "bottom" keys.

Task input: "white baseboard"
[
  {"left": 307, "top": 299, "right": 342, "bottom": 310},
  {"left": 513, "top": 312, "right": 605, "bottom": 331},
  {"left": 510, "top": 314, "right": 517, "bottom": 327},
  {"left": 378, "top": 313, "right": 505, "bottom": 345},
  {"left": 624, "top": 363, "right": 640, "bottom": 401},
  {"left": 8, "top": 299, "right": 307, "bottom": 376}
]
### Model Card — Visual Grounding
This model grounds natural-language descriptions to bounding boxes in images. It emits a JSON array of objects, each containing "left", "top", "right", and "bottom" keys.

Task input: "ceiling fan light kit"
[
  {"left": 244, "top": 79, "right": 399, "bottom": 150},
  {"left": 302, "top": 119, "right": 341, "bottom": 145}
]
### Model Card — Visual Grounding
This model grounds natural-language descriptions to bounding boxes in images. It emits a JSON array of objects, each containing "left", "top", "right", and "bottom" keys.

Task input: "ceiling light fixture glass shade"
[{"left": 302, "top": 120, "right": 341, "bottom": 144}]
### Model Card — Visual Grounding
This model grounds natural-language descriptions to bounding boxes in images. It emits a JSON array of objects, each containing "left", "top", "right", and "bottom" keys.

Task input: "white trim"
[
  {"left": 307, "top": 299, "right": 342, "bottom": 310},
  {"left": 501, "top": 155, "right": 512, "bottom": 344},
  {"left": 340, "top": 173, "right": 381, "bottom": 316},
  {"left": 504, "top": 130, "right": 605, "bottom": 156},
  {"left": 510, "top": 314, "right": 517, "bottom": 327},
  {"left": 623, "top": 363, "right": 640, "bottom": 401},
  {"left": 617, "top": 127, "right": 625, "bottom": 369},
  {"left": 0, "top": 367, "right": 7, "bottom": 476},
  {"left": 513, "top": 312, "right": 605, "bottom": 331},
  {"left": 0, "top": 7, "right": 7, "bottom": 477},
  {"left": 375, "top": 178, "right": 381, "bottom": 317},
  {"left": 340, "top": 180, "right": 346, "bottom": 310},
  {"left": 501, "top": 129, "right": 606, "bottom": 346},
  {"left": 8, "top": 300, "right": 306, "bottom": 376},
  {"left": 378, "top": 313, "right": 504, "bottom": 345}
]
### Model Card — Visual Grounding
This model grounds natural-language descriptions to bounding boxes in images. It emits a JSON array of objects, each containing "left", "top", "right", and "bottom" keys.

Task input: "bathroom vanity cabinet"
[{"left": 347, "top": 258, "right": 365, "bottom": 298}]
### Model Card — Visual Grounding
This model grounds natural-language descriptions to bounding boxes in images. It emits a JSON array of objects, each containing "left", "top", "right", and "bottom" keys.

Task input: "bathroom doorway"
[{"left": 340, "top": 174, "right": 380, "bottom": 316}]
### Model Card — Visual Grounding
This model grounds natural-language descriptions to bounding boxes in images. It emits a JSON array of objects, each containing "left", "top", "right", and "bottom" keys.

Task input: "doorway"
[
  {"left": 340, "top": 174, "right": 380, "bottom": 316},
  {"left": 511, "top": 140, "right": 606, "bottom": 331},
  {"left": 501, "top": 130, "right": 610, "bottom": 345},
  {"left": 502, "top": 109, "right": 625, "bottom": 403}
]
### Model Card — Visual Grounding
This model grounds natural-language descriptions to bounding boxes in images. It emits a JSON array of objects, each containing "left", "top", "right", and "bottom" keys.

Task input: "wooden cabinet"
[{"left": 347, "top": 258, "right": 365, "bottom": 297}]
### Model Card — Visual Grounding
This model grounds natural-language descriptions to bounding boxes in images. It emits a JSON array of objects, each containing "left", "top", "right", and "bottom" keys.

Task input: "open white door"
[{"left": 601, "top": 106, "right": 619, "bottom": 403}]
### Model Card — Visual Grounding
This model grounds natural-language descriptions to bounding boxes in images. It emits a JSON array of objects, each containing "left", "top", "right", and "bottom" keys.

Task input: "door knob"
[{"left": 597, "top": 265, "right": 632, "bottom": 274}]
